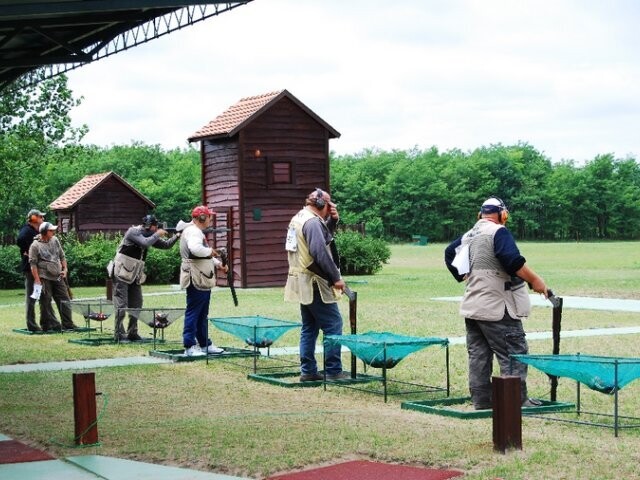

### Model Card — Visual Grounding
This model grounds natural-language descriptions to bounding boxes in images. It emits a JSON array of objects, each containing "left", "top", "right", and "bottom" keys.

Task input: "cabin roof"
[
  {"left": 188, "top": 89, "right": 340, "bottom": 142},
  {"left": 49, "top": 171, "right": 156, "bottom": 210}
]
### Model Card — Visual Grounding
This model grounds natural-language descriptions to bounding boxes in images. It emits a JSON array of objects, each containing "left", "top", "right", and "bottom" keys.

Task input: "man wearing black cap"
[
  {"left": 29, "top": 221, "right": 78, "bottom": 331},
  {"left": 111, "top": 214, "right": 179, "bottom": 342},
  {"left": 445, "top": 197, "right": 548, "bottom": 410},
  {"left": 16, "top": 209, "right": 46, "bottom": 331}
]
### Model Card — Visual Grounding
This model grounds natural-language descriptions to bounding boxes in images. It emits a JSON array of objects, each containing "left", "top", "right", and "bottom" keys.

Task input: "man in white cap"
[
  {"left": 28, "top": 221, "right": 78, "bottom": 331},
  {"left": 444, "top": 197, "right": 547, "bottom": 409},
  {"left": 16, "top": 209, "right": 46, "bottom": 331}
]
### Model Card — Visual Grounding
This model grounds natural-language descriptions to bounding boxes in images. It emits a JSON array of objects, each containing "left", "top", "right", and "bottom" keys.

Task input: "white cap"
[
  {"left": 39, "top": 221, "right": 58, "bottom": 234},
  {"left": 480, "top": 197, "right": 505, "bottom": 214}
]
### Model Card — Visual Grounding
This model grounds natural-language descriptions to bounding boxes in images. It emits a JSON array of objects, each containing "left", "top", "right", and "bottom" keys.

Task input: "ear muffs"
[
  {"left": 30, "top": 215, "right": 39, "bottom": 223},
  {"left": 499, "top": 208, "right": 509, "bottom": 224},
  {"left": 314, "top": 188, "right": 326, "bottom": 209},
  {"left": 197, "top": 215, "right": 207, "bottom": 223}
]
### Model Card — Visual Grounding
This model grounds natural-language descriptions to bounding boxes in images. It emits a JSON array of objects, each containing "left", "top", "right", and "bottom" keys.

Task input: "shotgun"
[
  {"left": 218, "top": 247, "right": 238, "bottom": 307},
  {"left": 547, "top": 288, "right": 563, "bottom": 401}
]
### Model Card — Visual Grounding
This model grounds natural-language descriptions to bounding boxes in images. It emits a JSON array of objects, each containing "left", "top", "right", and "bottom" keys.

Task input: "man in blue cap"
[
  {"left": 16, "top": 209, "right": 46, "bottom": 331},
  {"left": 445, "top": 197, "right": 548, "bottom": 410}
]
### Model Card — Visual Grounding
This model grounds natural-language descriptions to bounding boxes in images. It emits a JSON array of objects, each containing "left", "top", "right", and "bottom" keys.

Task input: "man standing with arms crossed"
[
  {"left": 29, "top": 221, "right": 78, "bottom": 331},
  {"left": 285, "top": 188, "right": 347, "bottom": 382},
  {"left": 445, "top": 197, "right": 547, "bottom": 410}
]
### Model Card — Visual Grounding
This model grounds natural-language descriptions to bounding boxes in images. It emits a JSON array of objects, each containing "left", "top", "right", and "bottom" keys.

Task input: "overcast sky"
[{"left": 66, "top": 0, "right": 640, "bottom": 163}]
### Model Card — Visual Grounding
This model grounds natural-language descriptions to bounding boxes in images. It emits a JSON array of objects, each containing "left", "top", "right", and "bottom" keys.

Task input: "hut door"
[{"left": 209, "top": 207, "right": 235, "bottom": 288}]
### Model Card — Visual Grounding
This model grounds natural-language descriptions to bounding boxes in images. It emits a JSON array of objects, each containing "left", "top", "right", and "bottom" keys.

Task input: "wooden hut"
[
  {"left": 49, "top": 171, "right": 155, "bottom": 236},
  {"left": 188, "top": 89, "right": 340, "bottom": 287}
]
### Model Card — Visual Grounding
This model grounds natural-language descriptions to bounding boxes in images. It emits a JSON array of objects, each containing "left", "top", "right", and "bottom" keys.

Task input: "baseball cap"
[
  {"left": 27, "top": 209, "right": 45, "bottom": 220},
  {"left": 39, "top": 221, "right": 58, "bottom": 234},
  {"left": 480, "top": 197, "right": 506, "bottom": 214},
  {"left": 191, "top": 205, "right": 214, "bottom": 217}
]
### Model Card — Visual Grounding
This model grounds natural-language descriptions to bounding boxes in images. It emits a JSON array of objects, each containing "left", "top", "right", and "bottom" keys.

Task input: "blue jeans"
[
  {"left": 183, "top": 285, "right": 212, "bottom": 348},
  {"left": 299, "top": 286, "right": 343, "bottom": 375}
]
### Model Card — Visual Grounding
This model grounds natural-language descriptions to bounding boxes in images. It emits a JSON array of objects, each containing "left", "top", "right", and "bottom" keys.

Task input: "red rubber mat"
[
  {"left": 267, "top": 460, "right": 464, "bottom": 480},
  {"left": 0, "top": 440, "right": 55, "bottom": 464}
]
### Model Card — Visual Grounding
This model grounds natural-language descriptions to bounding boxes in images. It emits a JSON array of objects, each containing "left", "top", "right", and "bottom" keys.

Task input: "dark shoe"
[
  {"left": 43, "top": 325, "right": 62, "bottom": 332},
  {"left": 127, "top": 333, "right": 143, "bottom": 342},
  {"left": 115, "top": 335, "right": 129, "bottom": 343},
  {"left": 299, "top": 372, "right": 323, "bottom": 382},
  {"left": 325, "top": 371, "right": 351, "bottom": 381},
  {"left": 522, "top": 398, "right": 543, "bottom": 408},
  {"left": 63, "top": 323, "right": 79, "bottom": 330},
  {"left": 474, "top": 403, "right": 492, "bottom": 410},
  {"left": 28, "top": 326, "right": 42, "bottom": 332}
]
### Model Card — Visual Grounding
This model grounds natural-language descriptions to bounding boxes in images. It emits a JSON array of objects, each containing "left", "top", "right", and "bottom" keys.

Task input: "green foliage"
[
  {"left": 145, "top": 246, "right": 181, "bottom": 284},
  {"left": 0, "top": 245, "right": 22, "bottom": 289},
  {"left": 59, "top": 233, "right": 179, "bottom": 287},
  {"left": 335, "top": 231, "right": 391, "bottom": 275},
  {"left": 59, "top": 233, "right": 117, "bottom": 287},
  {"left": 331, "top": 144, "right": 640, "bottom": 241},
  {"left": 1, "top": 74, "right": 87, "bottom": 233}
]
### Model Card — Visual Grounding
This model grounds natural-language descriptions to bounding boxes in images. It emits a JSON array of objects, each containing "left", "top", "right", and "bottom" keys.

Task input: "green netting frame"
[
  {"left": 512, "top": 354, "right": 640, "bottom": 394},
  {"left": 64, "top": 300, "right": 114, "bottom": 322},
  {"left": 119, "top": 307, "right": 184, "bottom": 329},
  {"left": 325, "top": 331, "right": 449, "bottom": 369},
  {"left": 210, "top": 316, "right": 302, "bottom": 348}
]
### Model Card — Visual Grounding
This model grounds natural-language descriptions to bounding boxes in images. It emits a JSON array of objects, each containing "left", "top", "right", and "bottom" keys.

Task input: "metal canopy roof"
[{"left": 0, "top": 1, "right": 252, "bottom": 90}]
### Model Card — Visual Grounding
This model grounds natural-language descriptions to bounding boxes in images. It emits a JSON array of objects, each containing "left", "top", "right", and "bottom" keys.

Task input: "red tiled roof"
[
  {"left": 49, "top": 171, "right": 155, "bottom": 210},
  {"left": 188, "top": 89, "right": 340, "bottom": 142}
]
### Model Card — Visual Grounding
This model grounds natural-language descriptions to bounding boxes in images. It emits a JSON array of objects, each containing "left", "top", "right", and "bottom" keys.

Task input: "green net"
[
  {"left": 210, "top": 316, "right": 302, "bottom": 348},
  {"left": 64, "top": 300, "right": 114, "bottom": 322},
  {"left": 512, "top": 354, "right": 640, "bottom": 394},
  {"left": 119, "top": 307, "right": 184, "bottom": 329},
  {"left": 325, "top": 331, "right": 449, "bottom": 369}
]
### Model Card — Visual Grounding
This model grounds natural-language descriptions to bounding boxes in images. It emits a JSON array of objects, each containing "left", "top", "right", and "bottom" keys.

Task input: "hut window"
[{"left": 270, "top": 161, "right": 292, "bottom": 185}]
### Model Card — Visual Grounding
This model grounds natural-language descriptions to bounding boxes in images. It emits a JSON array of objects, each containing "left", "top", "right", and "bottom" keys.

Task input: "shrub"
[
  {"left": 146, "top": 246, "right": 181, "bottom": 284},
  {"left": 60, "top": 233, "right": 180, "bottom": 286},
  {"left": 0, "top": 245, "right": 23, "bottom": 289},
  {"left": 335, "top": 231, "right": 391, "bottom": 275}
]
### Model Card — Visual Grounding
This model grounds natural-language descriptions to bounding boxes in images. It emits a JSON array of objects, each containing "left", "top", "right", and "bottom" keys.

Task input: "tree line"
[
  {"left": 2, "top": 74, "right": 639, "bottom": 243},
  {"left": 331, "top": 145, "right": 640, "bottom": 242}
]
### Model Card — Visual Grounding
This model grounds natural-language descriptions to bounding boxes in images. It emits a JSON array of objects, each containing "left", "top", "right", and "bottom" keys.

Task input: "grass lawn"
[{"left": 1, "top": 242, "right": 639, "bottom": 479}]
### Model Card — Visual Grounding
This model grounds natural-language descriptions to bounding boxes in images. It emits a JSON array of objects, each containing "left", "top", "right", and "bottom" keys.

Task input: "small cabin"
[
  {"left": 188, "top": 89, "right": 340, "bottom": 287},
  {"left": 49, "top": 171, "right": 155, "bottom": 236}
]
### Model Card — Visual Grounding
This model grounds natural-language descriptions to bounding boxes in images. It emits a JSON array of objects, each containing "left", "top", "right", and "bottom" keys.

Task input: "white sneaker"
[
  {"left": 203, "top": 345, "right": 224, "bottom": 354},
  {"left": 184, "top": 345, "right": 206, "bottom": 357}
]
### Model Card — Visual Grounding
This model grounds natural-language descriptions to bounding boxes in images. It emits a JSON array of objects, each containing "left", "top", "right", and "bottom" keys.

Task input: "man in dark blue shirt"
[{"left": 16, "top": 209, "right": 46, "bottom": 332}]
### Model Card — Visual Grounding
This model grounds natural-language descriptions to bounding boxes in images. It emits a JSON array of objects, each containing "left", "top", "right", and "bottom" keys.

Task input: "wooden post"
[
  {"left": 73, "top": 372, "right": 99, "bottom": 446},
  {"left": 106, "top": 278, "right": 113, "bottom": 301},
  {"left": 348, "top": 289, "right": 357, "bottom": 378},
  {"left": 492, "top": 376, "right": 522, "bottom": 453}
]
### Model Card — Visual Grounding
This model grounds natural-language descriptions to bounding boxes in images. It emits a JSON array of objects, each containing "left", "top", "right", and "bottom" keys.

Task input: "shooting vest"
[
  {"left": 179, "top": 224, "right": 217, "bottom": 291},
  {"left": 112, "top": 226, "right": 147, "bottom": 285},
  {"left": 284, "top": 208, "right": 339, "bottom": 305},
  {"left": 459, "top": 219, "right": 531, "bottom": 321},
  {"left": 29, "top": 235, "right": 64, "bottom": 281}
]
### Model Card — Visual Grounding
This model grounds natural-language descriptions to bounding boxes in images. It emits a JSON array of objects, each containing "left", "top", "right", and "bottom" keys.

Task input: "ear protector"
[
  {"left": 29, "top": 214, "right": 39, "bottom": 223},
  {"left": 314, "top": 188, "right": 326, "bottom": 209}
]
